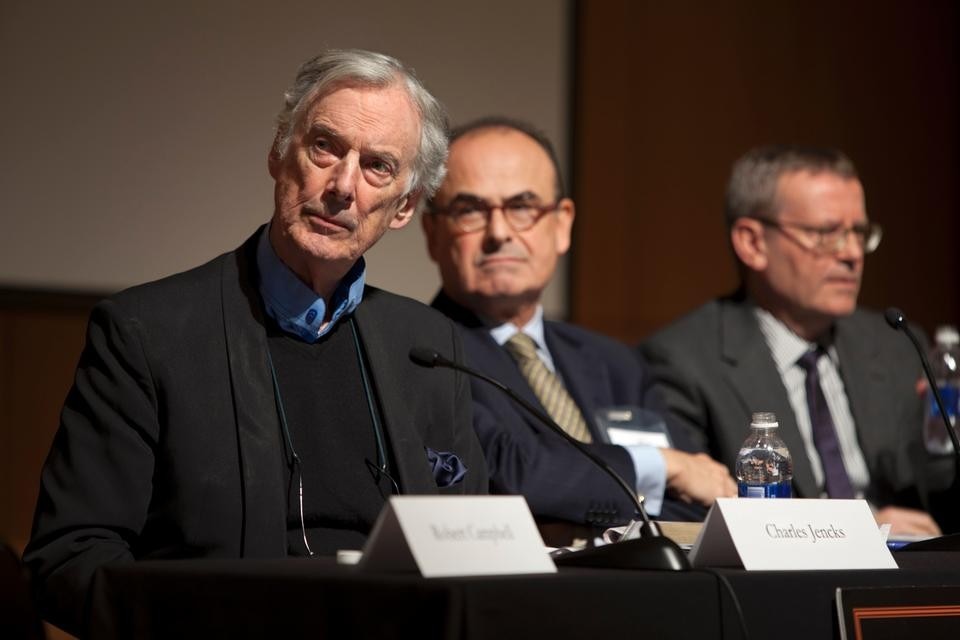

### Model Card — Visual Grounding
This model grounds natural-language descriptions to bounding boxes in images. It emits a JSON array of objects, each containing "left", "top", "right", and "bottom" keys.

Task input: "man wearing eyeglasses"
[
  {"left": 422, "top": 117, "right": 736, "bottom": 535},
  {"left": 641, "top": 145, "right": 941, "bottom": 535}
]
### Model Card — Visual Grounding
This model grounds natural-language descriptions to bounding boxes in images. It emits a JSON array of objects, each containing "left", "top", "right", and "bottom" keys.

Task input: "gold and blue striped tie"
[{"left": 504, "top": 333, "right": 592, "bottom": 443}]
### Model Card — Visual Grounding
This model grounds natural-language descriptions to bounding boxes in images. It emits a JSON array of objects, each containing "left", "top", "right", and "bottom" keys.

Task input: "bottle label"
[
  {"left": 928, "top": 385, "right": 959, "bottom": 420},
  {"left": 738, "top": 481, "right": 792, "bottom": 498}
]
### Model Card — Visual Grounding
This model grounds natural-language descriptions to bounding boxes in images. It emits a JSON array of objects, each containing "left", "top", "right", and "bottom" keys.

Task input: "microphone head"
[
  {"left": 409, "top": 347, "right": 441, "bottom": 368},
  {"left": 884, "top": 307, "right": 906, "bottom": 331}
]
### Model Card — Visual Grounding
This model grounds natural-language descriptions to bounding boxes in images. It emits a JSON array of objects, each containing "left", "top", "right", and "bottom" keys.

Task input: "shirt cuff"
[{"left": 624, "top": 445, "right": 667, "bottom": 517}]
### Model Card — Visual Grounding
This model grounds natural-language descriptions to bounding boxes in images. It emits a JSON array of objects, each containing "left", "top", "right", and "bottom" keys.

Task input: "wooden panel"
[
  {"left": 573, "top": 0, "right": 959, "bottom": 343},
  {"left": 0, "top": 304, "right": 92, "bottom": 554}
]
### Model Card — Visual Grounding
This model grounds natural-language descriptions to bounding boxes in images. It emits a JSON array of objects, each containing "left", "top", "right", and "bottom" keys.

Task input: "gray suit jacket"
[{"left": 640, "top": 295, "right": 928, "bottom": 508}]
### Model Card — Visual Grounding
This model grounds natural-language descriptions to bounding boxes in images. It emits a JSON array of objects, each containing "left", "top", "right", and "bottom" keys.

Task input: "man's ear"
[
  {"left": 730, "top": 217, "right": 768, "bottom": 272},
  {"left": 554, "top": 198, "right": 576, "bottom": 256},
  {"left": 268, "top": 145, "right": 282, "bottom": 179},
  {"left": 420, "top": 208, "right": 442, "bottom": 263},
  {"left": 389, "top": 190, "right": 421, "bottom": 230}
]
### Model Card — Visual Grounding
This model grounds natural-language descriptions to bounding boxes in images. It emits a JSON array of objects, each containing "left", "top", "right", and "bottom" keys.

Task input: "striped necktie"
[
  {"left": 504, "top": 333, "right": 593, "bottom": 443},
  {"left": 797, "top": 348, "right": 855, "bottom": 499}
]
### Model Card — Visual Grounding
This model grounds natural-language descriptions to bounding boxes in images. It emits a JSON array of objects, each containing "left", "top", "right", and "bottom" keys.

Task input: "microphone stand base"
[
  {"left": 901, "top": 461, "right": 960, "bottom": 550},
  {"left": 898, "top": 533, "right": 960, "bottom": 552},
  {"left": 552, "top": 536, "right": 690, "bottom": 571}
]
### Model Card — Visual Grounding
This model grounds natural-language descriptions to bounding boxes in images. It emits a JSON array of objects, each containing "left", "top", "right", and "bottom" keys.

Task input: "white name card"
[
  {"left": 689, "top": 498, "right": 896, "bottom": 570},
  {"left": 358, "top": 496, "right": 556, "bottom": 577}
]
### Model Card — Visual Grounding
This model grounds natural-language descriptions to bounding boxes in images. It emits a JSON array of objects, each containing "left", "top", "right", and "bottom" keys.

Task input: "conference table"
[{"left": 88, "top": 550, "right": 960, "bottom": 639}]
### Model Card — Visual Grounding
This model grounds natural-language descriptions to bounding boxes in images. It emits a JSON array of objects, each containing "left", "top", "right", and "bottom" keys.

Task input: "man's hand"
[
  {"left": 874, "top": 506, "right": 942, "bottom": 536},
  {"left": 660, "top": 449, "right": 738, "bottom": 506}
]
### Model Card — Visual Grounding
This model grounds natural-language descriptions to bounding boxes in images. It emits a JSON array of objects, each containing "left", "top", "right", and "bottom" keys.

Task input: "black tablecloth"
[
  {"left": 87, "top": 552, "right": 960, "bottom": 639},
  {"left": 715, "top": 552, "right": 960, "bottom": 639}
]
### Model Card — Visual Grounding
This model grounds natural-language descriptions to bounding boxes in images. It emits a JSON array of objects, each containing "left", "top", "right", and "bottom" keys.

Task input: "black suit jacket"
[
  {"left": 24, "top": 230, "right": 487, "bottom": 635},
  {"left": 640, "top": 295, "right": 930, "bottom": 507},
  {"left": 432, "top": 292, "right": 700, "bottom": 527}
]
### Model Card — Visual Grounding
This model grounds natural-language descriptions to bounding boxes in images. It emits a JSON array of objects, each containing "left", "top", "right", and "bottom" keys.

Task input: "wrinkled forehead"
[{"left": 301, "top": 80, "right": 421, "bottom": 150}]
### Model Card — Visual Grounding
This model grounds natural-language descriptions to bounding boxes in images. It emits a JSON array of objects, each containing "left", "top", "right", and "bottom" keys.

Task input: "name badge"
[
  {"left": 359, "top": 496, "right": 556, "bottom": 577},
  {"left": 594, "top": 406, "right": 673, "bottom": 448},
  {"left": 689, "top": 498, "right": 896, "bottom": 570}
]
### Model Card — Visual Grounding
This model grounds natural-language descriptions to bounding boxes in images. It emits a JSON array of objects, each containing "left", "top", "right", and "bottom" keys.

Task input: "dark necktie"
[
  {"left": 797, "top": 348, "right": 855, "bottom": 499},
  {"left": 504, "top": 333, "right": 593, "bottom": 443}
]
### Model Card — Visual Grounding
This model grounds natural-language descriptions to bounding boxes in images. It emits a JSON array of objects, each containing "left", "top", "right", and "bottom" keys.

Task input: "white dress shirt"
[{"left": 755, "top": 308, "right": 871, "bottom": 498}]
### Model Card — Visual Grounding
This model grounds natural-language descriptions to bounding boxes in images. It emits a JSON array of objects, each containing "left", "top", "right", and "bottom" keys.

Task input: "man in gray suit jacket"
[
  {"left": 24, "top": 50, "right": 486, "bottom": 636},
  {"left": 641, "top": 145, "right": 943, "bottom": 536}
]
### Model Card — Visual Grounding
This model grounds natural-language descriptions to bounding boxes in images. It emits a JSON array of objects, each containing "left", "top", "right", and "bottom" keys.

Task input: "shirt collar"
[
  {"left": 489, "top": 305, "right": 546, "bottom": 348},
  {"left": 256, "top": 225, "right": 366, "bottom": 343},
  {"left": 488, "top": 305, "right": 558, "bottom": 373},
  {"left": 754, "top": 307, "right": 838, "bottom": 373}
]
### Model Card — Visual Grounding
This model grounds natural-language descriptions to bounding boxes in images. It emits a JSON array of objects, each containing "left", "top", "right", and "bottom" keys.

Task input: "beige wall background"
[
  {"left": 0, "top": 0, "right": 572, "bottom": 315},
  {"left": 0, "top": 0, "right": 573, "bottom": 594}
]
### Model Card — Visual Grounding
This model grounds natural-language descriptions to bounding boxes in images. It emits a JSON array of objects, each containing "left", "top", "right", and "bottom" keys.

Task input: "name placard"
[
  {"left": 358, "top": 496, "right": 556, "bottom": 577},
  {"left": 689, "top": 498, "right": 896, "bottom": 570}
]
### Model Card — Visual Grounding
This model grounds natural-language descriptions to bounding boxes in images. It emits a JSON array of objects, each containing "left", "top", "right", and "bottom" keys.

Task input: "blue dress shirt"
[{"left": 256, "top": 226, "right": 366, "bottom": 342}]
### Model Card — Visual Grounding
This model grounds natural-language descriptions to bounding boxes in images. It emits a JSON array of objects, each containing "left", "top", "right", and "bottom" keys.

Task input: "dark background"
[{"left": 572, "top": 0, "right": 958, "bottom": 343}]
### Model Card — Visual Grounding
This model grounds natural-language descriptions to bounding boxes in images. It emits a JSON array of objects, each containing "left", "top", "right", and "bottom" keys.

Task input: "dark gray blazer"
[
  {"left": 640, "top": 295, "right": 929, "bottom": 507},
  {"left": 23, "top": 229, "right": 487, "bottom": 635}
]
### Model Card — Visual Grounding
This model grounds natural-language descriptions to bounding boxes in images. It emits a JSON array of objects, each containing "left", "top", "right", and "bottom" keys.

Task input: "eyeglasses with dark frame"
[
  {"left": 428, "top": 194, "right": 560, "bottom": 233},
  {"left": 749, "top": 216, "right": 883, "bottom": 255}
]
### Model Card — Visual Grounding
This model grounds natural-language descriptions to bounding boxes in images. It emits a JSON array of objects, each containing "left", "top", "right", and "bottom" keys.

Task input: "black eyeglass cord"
[
  {"left": 265, "top": 315, "right": 398, "bottom": 558},
  {"left": 267, "top": 348, "right": 315, "bottom": 557},
  {"left": 349, "top": 318, "right": 400, "bottom": 495}
]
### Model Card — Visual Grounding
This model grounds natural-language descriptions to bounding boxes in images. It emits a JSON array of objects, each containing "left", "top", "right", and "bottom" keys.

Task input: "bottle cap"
[
  {"left": 750, "top": 411, "right": 779, "bottom": 428},
  {"left": 935, "top": 325, "right": 959, "bottom": 346}
]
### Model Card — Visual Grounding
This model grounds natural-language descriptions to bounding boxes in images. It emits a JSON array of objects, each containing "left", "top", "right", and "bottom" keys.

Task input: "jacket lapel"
[
  {"left": 833, "top": 315, "right": 885, "bottom": 469},
  {"left": 221, "top": 230, "right": 287, "bottom": 557},
  {"left": 433, "top": 290, "right": 550, "bottom": 422},
  {"left": 547, "top": 323, "right": 613, "bottom": 438},
  {"left": 720, "top": 300, "right": 820, "bottom": 497},
  {"left": 352, "top": 290, "right": 437, "bottom": 494}
]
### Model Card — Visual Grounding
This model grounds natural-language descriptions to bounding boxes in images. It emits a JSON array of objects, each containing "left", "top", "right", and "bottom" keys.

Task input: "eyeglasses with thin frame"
[
  {"left": 429, "top": 194, "right": 559, "bottom": 233},
  {"left": 749, "top": 216, "right": 883, "bottom": 255}
]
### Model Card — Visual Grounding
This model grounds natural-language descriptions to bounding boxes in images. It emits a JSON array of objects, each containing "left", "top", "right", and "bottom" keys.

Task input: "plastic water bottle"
[
  {"left": 736, "top": 412, "right": 793, "bottom": 498},
  {"left": 925, "top": 325, "right": 960, "bottom": 455}
]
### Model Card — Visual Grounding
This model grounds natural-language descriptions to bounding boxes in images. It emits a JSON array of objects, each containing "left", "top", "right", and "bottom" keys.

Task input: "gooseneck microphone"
[
  {"left": 410, "top": 348, "right": 647, "bottom": 521},
  {"left": 884, "top": 307, "right": 960, "bottom": 550},
  {"left": 410, "top": 346, "right": 689, "bottom": 570},
  {"left": 883, "top": 308, "right": 960, "bottom": 463}
]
